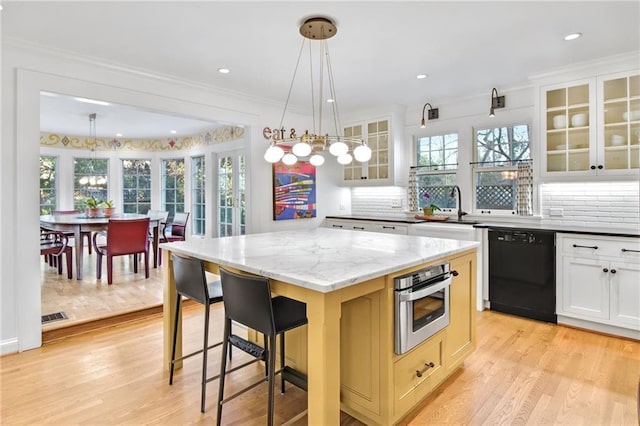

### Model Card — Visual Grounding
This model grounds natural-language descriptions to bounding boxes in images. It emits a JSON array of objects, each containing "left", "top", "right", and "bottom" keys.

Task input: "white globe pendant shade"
[
  {"left": 292, "top": 141, "right": 312, "bottom": 157},
  {"left": 282, "top": 153, "right": 298, "bottom": 165},
  {"left": 309, "top": 153, "right": 325, "bottom": 166},
  {"left": 264, "top": 145, "right": 285, "bottom": 163},
  {"left": 329, "top": 141, "right": 348, "bottom": 156},
  {"left": 337, "top": 153, "right": 353, "bottom": 165},
  {"left": 353, "top": 144, "right": 372, "bottom": 162}
]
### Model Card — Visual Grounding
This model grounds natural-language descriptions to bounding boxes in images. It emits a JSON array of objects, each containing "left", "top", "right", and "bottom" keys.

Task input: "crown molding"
[
  {"left": 3, "top": 37, "right": 299, "bottom": 114},
  {"left": 528, "top": 50, "right": 640, "bottom": 84}
]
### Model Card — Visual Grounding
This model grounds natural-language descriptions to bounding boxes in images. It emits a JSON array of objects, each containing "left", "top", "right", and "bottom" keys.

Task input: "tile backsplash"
[
  {"left": 540, "top": 181, "right": 639, "bottom": 229},
  {"left": 351, "top": 186, "right": 408, "bottom": 218},
  {"left": 350, "top": 181, "right": 639, "bottom": 230}
]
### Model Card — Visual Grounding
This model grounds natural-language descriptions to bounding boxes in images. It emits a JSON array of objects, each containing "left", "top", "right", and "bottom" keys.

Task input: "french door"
[{"left": 216, "top": 150, "right": 245, "bottom": 237}]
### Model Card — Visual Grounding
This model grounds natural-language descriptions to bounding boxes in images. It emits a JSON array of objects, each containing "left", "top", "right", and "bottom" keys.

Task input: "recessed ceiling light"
[
  {"left": 170, "top": 130, "right": 177, "bottom": 134},
  {"left": 564, "top": 32, "right": 582, "bottom": 41},
  {"left": 116, "top": 133, "right": 123, "bottom": 137},
  {"left": 416, "top": 74, "right": 428, "bottom": 80},
  {"left": 218, "top": 68, "right": 230, "bottom": 74},
  {"left": 74, "top": 97, "right": 110, "bottom": 106},
  {"left": 327, "top": 98, "right": 335, "bottom": 103}
]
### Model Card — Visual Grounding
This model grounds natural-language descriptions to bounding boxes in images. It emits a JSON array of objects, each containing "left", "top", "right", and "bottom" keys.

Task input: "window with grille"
[
  {"left": 191, "top": 155, "right": 206, "bottom": 236},
  {"left": 161, "top": 158, "right": 185, "bottom": 223},
  {"left": 73, "top": 157, "right": 109, "bottom": 210},
  {"left": 415, "top": 133, "right": 458, "bottom": 210},
  {"left": 40, "top": 156, "right": 57, "bottom": 214},
  {"left": 473, "top": 124, "right": 533, "bottom": 215},
  {"left": 122, "top": 159, "right": 151, "bottom": 214}
]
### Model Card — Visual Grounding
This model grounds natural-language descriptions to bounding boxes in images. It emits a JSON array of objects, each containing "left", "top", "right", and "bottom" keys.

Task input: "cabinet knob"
[
  {"left": 610, "top": 269, "right": 616, "bottom": 274},
  {"left": 451, "top": 270, "right": 459, "bottom": 277},
  {"left": 590, "top": 165, "right": 596, "bottom": 170},
  {"left": 597, "top": 165, "right": 603, "bottom": 170},
  {"left": 603, "top": 267, "right": 609, "bottom": 273},
  {"left": 416, "top": 362, "right": 435, "bottom": 378}
]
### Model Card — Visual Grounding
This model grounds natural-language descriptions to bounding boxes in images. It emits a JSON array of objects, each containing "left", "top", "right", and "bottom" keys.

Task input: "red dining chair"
[
  {"left": 93, "top": 217, "right": 150, "bottom": 285},
  {"left": 158, "top": 212, "right": 190, "bottom": 264},
  {"left": 53, "top": 210, "right": 93, "bottom": 254},
  {"left": 40, "top": 230, "right": 73, "bottom": 279}
]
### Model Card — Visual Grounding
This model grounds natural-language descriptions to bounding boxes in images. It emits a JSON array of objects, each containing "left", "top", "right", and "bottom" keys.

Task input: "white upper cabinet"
[
  {"left": 540, "top": 69, "right": 640, "bottom": 177},
  {"left": 340, "top": 106, "right": 408, "bottom": 186},
  {"left": 343, "top": 117, "right": 392, "bottom": 184}
]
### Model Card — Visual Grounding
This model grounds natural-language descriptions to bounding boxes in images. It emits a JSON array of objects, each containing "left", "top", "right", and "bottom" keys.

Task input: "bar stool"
[
  {"left": 169, "top": 254, "right": 225, "bottom": 413},
  {"left": 216, "top": 267, "right": 308, "bottom": 426}
]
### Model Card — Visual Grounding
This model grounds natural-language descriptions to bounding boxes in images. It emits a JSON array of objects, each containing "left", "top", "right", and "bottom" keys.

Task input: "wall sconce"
[
  {"left": 420, "top": 102, "right": 439, "bottom": 128},
  {"left": 489, "top": 88, "right": 505, "bottom": 117}
]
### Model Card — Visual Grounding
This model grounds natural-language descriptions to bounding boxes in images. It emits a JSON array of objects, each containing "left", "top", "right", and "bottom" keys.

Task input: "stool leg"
[
  {"left": 280, "top": 332, "right": 286, "bottom": 394},
  {"left": 216, "top": 318, "right": 232, "bottom": 426},
  {"left": 264, "top": 334, "right": 269, "bottom": 377},
  {"left": 267, "top": 334, "right": 277, "bottom": 426},
  {"left": 169, "top": 296, "right": 181, "bottom": 385},
  {"left": 201, "top": 304, "right": 210, "bottom": 413}
]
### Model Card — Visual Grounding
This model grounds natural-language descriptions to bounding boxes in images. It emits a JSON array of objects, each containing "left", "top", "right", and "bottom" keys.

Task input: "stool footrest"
[
  {"left": 229, "top": 334, "right": 265, "bottom": 360},
  {"left": 282, "top": 366, "right": 308, "bottom": 392}
]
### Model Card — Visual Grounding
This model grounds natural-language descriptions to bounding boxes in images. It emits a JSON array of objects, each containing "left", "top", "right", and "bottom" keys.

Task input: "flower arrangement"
[{"left": 422, "top": 192, "right": 440, "bottom": 216}]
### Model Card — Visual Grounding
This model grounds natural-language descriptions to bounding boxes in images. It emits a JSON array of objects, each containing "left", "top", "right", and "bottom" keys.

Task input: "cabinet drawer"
[
  {"left": 394, "top": 335, "right": 444, "bottom": 416},
  {"left": 371, "top": 223, "right": 408, "bottom": 235},
  {"left": 561, "top": 236, "right": 640, "bottom": 258}
]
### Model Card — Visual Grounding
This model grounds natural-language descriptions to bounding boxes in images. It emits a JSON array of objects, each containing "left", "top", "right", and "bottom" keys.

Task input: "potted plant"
[
  {"left": 422, "top": 192, "right": 441, "bottom": 216},
  {"left": 85, "top": 196, "right": 102, "bottom": 218},
  {"left": 100, "top": 200, "right": 115, "bottom": 217}
]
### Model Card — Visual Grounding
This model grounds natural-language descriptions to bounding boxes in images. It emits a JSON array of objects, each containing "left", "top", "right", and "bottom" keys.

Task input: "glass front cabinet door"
[
  {"left": 542, "top": 70, "right": 640, "bottom": 177},
  {"left": 343, "top": 118, "right": 391, "bottom": 184},
  {"left": 599, "top": 71, "right": 640, "bottom": 173},
  {"left": 542, "top": 79, "right": 596, "bottom": 175}
]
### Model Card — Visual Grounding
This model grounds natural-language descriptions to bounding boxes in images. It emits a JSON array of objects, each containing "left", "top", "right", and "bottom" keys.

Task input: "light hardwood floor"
[
  {"left": 41, "top": 248, "right": 165, "bottom": 334},
  {"left": 3, "top": 304, "right": 638, "bottom": 425}
]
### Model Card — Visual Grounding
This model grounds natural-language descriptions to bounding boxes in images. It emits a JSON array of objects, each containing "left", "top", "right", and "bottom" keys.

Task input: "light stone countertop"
[{"left": 161, "top": 227, "right": 479, "bottom": 293}]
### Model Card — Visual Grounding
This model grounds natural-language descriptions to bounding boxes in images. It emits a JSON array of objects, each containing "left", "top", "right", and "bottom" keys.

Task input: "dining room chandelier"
[
  {"left": 263, "top": 16, "right": 371, "bottom": 167},
  {"left": 79, "top": 113, "right": 107, "bottom": 186}
]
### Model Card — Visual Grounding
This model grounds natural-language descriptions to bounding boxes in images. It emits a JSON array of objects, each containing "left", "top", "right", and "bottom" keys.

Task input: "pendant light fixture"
[
  {"left": 263, "top": 16, "right": 371, "bottom": 166},
  {"left": 79, "top": 113, "right": 107, "bottom": 187}
]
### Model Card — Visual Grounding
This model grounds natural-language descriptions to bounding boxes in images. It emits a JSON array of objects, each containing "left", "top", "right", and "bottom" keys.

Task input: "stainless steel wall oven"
[{"left": 394, "top": 262, "right": 454, "bottom": 355}]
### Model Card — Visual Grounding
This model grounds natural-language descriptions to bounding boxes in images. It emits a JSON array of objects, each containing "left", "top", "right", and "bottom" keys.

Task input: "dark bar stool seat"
[
  {"left": 169, "top": 254, "right": 225, "bottom": 413},
  {"left": 216, "top": 267, "right": 308, "bottom": 426}
]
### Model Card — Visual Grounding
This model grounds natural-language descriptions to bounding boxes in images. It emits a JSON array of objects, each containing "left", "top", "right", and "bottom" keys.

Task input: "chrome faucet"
[{"left": 450, "top": 185, "right": 467, "bottom": 221}]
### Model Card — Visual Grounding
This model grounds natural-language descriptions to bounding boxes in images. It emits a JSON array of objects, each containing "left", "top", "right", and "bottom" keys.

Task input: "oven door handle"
[{"left": 398, "top": 277, "right": 452, "bottom": 302}]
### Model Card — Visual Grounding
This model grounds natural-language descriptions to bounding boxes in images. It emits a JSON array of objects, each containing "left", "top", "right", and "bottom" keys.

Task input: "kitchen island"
[{"left": 161, "top": 228, "right": 479, "bottom": 425}]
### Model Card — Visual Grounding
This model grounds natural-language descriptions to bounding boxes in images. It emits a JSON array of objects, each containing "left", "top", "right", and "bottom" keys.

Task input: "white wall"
[{"left": 0, "top": 42, "right": 346, "bottom": 354}]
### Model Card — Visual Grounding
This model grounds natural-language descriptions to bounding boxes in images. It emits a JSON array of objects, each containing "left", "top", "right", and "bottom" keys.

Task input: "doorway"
[{"left": 216, "top": 150, "right": 246, "bottom": 237}]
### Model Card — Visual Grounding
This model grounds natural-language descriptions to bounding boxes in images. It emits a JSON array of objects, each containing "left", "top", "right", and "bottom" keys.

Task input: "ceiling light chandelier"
[
  {"left": 264, "top": 16, "right": 371, "bottom": 167},
  {"left": 79, "top": 113, "right": 107, "bottom": 186}
]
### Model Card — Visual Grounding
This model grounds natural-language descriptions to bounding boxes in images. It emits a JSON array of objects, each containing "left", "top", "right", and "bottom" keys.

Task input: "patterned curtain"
[
  {"left": 407, "top": 168, "right": 420, "bottom": 212},
  {"left": 517, "top": 161, "right": 533, "bottom": 215}
]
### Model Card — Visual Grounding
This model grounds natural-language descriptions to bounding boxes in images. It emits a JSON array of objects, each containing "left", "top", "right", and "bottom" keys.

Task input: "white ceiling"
[{"left": 3, "top": 1, "right": 639, "bottom": 138}]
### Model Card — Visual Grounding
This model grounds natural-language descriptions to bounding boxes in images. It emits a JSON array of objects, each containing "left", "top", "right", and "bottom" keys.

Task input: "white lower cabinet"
[{"left": 557, "top": 233, "right": 640, "bottom": 338}]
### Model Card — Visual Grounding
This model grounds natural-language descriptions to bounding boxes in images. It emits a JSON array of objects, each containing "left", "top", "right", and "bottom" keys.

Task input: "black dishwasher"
[{"left": 488, "top": 229, "right": 557, "bottom": 323}]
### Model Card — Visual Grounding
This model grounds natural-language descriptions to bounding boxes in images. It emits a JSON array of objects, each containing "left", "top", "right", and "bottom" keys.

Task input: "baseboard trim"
[
  {"left": 41, "top": 299, "right": 201, "bottom": 344},
  {"left": 0, "top": 338, "right": 20, "bottom": 356},
  {"left": 42, "top": 305, "right": 158, "bottom": 344}
]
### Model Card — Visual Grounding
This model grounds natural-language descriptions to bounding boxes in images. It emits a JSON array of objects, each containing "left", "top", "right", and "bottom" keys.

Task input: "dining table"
[{"left": 40, "top": 212, "right": 166, "bottom": 280}]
